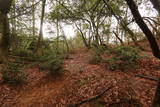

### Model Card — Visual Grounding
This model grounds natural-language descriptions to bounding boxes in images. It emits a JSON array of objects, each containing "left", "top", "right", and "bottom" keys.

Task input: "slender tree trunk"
[
  {"left": 91, "top": 18, "right": 99, "bottom": 46},
  {"left": 32, "top": 1, "right": 36, "bottom": 36},
  {"left": 88, "top": 24, "right": 92, "bottom": 46},
  {"left": 113, "top": 31, "right": 124, "bottom": 45},
  {"left": 145, "top": 19, "right": 160, "bottom": 37},
  {"left": 56, "top": 19, "right": 59, "bottom": 53},
  {"left": 37, "top": 0, "right": 46, "bottom": 54},
  {"left": 75, "top": 23, "right": 90, "bottom": 49},
  {"left": 59, "top": 24, "right": 70, "bottom": 52}
]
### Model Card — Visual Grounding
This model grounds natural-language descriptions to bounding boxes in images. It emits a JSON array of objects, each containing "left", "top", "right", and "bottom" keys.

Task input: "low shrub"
[
  {"left": 1, "top": 62, "right": 26, "bottom": 84},
  {"left": 89, "top": 54, "right": 102, "bottom": 64},
  {"left": 105, "top": 46, "right": 140, "bottom": 71},
  {"left": 12, "top": 49, "right": 41, "bottom": 62},
  {"left": 13, "top": 49, "right": 32, "bottom": 57},
  {"left": 92, "top": 45, "right": 107, "bottom": 55},
  {"left": 89, "top": 44, "right": 108, "bottom": 64},
  {"left": 39, "top": 55, "right": 64, "bottom": 74}
]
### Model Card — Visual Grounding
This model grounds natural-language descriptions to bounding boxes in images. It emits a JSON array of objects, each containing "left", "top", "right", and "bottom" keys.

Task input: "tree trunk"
[
  {"left": 125, "top": 0, "right": 160, "bottom": 58},
  {"left": 0, "top": 13, "right": 10, "bottom": 63},
  {"left": 113, "top": 31, "right": 124, "bottom": 45},
  {"left": 0, "top": 0, "right": 12, "bottom": 63},
  {"left": 125, "top": 0, "right": 160, "bottom": 106},
  {"left": 103, "top": 0, "right": 143, "bottom": 49},
  {"left": 75, "top": 23, "right": 90, "bottom": 49},
  {"left": 37, "top": 0, "right": 46, "bottom": 54},
  {"left": 32, "top": 1, "right": 36, "bottom": 36},
  {"left": 59, "top": 24, "right": 70, "bottom": 52}
]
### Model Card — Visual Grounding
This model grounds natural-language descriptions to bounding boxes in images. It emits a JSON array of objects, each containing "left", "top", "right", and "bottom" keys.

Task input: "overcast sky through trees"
[{"left": 40, "top": 0, "right": 157, "bottom": 39}]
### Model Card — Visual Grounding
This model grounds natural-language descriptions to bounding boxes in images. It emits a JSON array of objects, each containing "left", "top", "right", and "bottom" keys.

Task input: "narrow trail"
[{"left": 0, "top": 49, "right": 159, "bottom": 107}]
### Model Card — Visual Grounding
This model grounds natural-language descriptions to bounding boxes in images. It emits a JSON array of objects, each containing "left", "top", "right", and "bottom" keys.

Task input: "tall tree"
[
  {"left": 37, "top": 0, "right": 46, "bottom": 54},
  {"left": 0, "top": 0, "right": 12, "bottom": 63},
  {"left": 125, "top": 0, "right": 160, "bottom": 58},
  {"left": 32, "top": 1, "right": 36, "bottom": 36},
  {"left": 125, "top": 0, "right": 160, "bottom": 106}
]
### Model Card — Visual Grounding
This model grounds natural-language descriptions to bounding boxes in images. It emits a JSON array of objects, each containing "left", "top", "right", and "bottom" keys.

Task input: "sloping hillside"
[{"left": 0, "top": 47, "right": 160, "bottom": 107}]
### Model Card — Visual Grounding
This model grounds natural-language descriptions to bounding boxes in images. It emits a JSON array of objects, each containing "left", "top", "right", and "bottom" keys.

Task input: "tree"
[
  {"left": 125, "top": 0, "right": 160, "bottom": 106},
  {"left": 37, "top": 0, "right": 46, "bottom": 54},
  {"left": 50, "top": 0, "right": 110, "bottom": 48},
  {"left": 32, "top": 1, "right": 36, "bottom": 36},
  {"left": 103, "top": 0, "right": 143, "bottom": 49},
  {"left": 0, "top": 0, "right": 12, "bottom": 63},
  {"left": 125, "top": 0, "right": 160, "bottom": 58}
]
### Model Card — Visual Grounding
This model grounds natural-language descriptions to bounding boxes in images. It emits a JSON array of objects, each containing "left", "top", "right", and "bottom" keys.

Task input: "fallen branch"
[
  {"left": 135, "top": 74, "right": 159, "bottom": 81},
  {"left": 67, "top": 85, "right": 114, "bottom": 107}
]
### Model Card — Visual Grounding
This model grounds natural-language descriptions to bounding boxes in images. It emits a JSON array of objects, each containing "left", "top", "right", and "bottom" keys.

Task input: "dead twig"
[
  {"left": 67, "top": 85, "right": 114, "bottom": 107},
  {"left": 135, "top": 74, "right": 159, "bottom": 81}
]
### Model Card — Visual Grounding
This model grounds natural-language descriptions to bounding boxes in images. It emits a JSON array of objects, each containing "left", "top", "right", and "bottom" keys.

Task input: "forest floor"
[{"left": 0, "top": 48, "right": 160, "bottom": 107}]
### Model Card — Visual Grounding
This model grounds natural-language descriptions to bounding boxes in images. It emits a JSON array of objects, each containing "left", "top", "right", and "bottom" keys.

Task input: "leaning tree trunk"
[
  {"left": 125, "top": 0, "right": 160, "bottom": 107},
  {"left": 103, "top": 0, "right": 143, "bottom": 49},
  {"left": 75, "top": 23, "right": 90, "bottom": 49},
  {"left": 113, "top": 31, "right": 124, "bottom": 45},
  {"left": 125, "top": 0, "right": 160, "bottom": 58}
]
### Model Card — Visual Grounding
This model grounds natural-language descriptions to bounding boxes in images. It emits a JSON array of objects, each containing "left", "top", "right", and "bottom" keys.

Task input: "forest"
[{"left": 0, "top": 0, "right": 160, "bottom": 107}]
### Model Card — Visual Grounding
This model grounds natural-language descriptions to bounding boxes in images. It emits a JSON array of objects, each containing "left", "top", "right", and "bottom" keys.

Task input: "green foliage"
[
  {"left": 89, "top": 54, "right": 102, "bottom": 64},
  {"left": 1, "top": 62, "right": 26, "bottom": 84},
  {"left": 68, "top": 35, "right": 84, "bottom": 50},
  {"left": 13, "top": 49, "right": 31, "bottom": 57},
  {"left": 105, "top": 46, "right": 140, "bottom": 71},
  {"left": 39, "top": 54, "right": 64, "bottom": 74},
  {"left": 28, "top": 40, "right": 37, "bottom": 52},
  {"left": 89, "top": 45, "right": 108, "bottom": 64},
  {"left": 105, "top": 57, "right": 120, "bottom": 70},
  {"left": 92, "top": 44, "right": 107, "bottom": 55}
]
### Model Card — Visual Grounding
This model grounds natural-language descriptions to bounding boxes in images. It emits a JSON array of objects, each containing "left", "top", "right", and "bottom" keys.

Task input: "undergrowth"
[
  {"left": 89, "top": 45, "right": 106, "bottom": 64},
  {"left": 89, "top": 45, "right": 141, "bottom": 71},
  {"left": 1, "top": 62, "right": 26, "bottom": 84},
  {"left": 104, "top": 46, "right": 140, "bottom": 71},
  {"left": 39, "top": 54, "right": 64, "bottom": 74}
]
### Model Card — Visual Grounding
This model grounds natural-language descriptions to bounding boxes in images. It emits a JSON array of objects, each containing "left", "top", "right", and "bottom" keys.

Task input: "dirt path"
[{"left": 0, "top": 49, "right": 159, "bottom": 107}]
